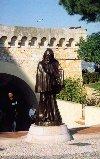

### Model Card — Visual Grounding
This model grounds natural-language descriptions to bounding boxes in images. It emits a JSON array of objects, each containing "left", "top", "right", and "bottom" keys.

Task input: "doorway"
[{"left": 0, "top": 73, "right": 37, "bottom": 132}]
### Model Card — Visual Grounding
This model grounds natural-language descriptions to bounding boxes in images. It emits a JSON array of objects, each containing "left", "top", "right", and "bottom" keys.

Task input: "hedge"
[
  {"left": 82, "top": 72, "right": 100, "bottom": 84},
  {"left": 57, "top": 78, "right": 86, "bottom": 104}
]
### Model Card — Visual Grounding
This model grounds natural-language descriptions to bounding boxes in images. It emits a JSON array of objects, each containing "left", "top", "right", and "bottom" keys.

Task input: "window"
[
  {"left": 29, "top": 37, "right": 37, "bottom": 46},
  {"left": 9, "top": 36, "right": 17, "bottom": 46},
  {"left": 0, "top": 36, "right": 7, "bottom": 47},
  {"left": 49, "top": 38, "right": 56, "bottom": 47},
  {"left": 39, "top": 37, "right": 46, "bottom": 46}
]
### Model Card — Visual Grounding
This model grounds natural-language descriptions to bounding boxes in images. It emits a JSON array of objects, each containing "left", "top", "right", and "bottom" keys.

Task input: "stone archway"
[{"left": 0, "top": 73, "right": 38, "bottom": 132}]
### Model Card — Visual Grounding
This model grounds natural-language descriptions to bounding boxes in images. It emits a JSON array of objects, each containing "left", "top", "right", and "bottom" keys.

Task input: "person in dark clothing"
[
  {"left": 6, "top": 91, "right": 29, "bottom": 131},
  {"left": 5, "top": 92, "right": 18, "bottom": 131}
]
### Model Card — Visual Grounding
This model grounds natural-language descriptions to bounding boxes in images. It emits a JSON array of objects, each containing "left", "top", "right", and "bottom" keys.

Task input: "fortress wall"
[{"left": 0, "top": 25, "right": 87, "bottom": 88}]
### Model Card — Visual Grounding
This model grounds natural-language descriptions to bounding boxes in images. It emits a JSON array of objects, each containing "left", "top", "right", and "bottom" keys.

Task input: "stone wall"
[
  {"left": 0, "top": 24, "right": 87, "bottom": 91},
  {"left": 85, "top": 106, "right": 100, "bottom": 126},
  {"left": 58, "top": 100, "right": 82, "bottom": 128}
]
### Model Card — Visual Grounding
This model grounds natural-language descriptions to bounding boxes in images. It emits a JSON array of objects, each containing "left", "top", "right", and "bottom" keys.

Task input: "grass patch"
[{"left": 88, "top": 82, "right": 100, "bottom": 92}]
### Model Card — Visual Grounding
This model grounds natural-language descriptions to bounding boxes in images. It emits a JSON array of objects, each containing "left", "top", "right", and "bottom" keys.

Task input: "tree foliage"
[
  {"left": 59, "top": 0, "right": 100, "bottom": 22},
  {"left": 78, "top": 32, "right": 100, "bottom": 63}
]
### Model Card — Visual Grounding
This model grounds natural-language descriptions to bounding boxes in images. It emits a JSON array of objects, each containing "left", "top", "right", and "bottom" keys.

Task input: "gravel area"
[{"left": 0, "top": 133, "right": 100, "bottom": 159}]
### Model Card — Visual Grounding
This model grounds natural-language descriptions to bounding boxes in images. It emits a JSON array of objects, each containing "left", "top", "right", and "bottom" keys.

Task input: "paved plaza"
[{"left": 0, "top": 127, "right": 100, "bottom": 159}]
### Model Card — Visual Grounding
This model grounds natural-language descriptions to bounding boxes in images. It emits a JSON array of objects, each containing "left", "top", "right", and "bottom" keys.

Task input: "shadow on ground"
[
  {"left": 0, "top": 148, "right": 5, "bottom": 151},
  {"left": 0, "top": 131, "right": 28, "bottom": 138},
  {"left": 69, "top": 142, "right": 91, "bottom": 146},
  {"left": 70, "top": 126, "right": 100, "bottom": 135},
  {"left": 70, "top": 127, "right": 89, "bottom": 135}
]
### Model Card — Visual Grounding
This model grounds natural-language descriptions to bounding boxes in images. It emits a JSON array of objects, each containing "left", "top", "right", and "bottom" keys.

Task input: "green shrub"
[
  {"left": 57, "top": 78, "right": 86, "bottom": 104},
  {"left": 82, "top": 72, "right": 100, "bottom": 84}
]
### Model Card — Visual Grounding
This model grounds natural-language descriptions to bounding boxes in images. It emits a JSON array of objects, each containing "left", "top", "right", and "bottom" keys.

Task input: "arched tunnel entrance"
[{"left": 0, "top": 73, "right": 37, "bottom": 132}]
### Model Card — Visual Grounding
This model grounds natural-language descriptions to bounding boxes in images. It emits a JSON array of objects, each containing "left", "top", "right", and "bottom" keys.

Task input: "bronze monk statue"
[{"left": 35, "top": 48, "right": 64, "bottom": 126}]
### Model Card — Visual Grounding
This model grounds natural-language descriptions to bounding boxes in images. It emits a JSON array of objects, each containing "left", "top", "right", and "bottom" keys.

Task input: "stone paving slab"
[{"left": 0, "top": 133, "right": 100, "bottom": 159}]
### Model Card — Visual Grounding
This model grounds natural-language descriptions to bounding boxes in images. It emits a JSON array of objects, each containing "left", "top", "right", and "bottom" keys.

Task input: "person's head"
[
  {"left": 8, "top": 92, "right": 14, "bottom": 100},
  {"left": 43, "top": 48, "right": 54, "bottom": 63}
]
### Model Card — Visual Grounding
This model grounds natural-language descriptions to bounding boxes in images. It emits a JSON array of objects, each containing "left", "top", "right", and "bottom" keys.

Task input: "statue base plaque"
[{"left": 25, "top": 124, "right": 73, "bottom": 144}]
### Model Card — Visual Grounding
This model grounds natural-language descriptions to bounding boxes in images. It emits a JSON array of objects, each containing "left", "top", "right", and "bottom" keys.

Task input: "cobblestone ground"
[{"left": 0, "top": 133, "right": 100, "bottom": 159}]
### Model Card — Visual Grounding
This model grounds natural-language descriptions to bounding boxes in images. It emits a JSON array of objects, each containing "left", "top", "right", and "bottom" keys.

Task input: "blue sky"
[{"left": 0, "top": 0, "right": 99, "bottom": 35}]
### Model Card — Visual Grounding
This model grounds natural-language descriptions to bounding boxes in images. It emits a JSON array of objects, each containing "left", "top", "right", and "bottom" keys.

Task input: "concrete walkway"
[{"left": 0, "top": 127, "right": 100, "bottom": 159}]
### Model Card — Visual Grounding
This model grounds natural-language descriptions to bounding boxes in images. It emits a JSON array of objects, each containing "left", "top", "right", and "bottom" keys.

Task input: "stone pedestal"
[{"left": 25, "top": 124, "right": 73, "bottom": 144}]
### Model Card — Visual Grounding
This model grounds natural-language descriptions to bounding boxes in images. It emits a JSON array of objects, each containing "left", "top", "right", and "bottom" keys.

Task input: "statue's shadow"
[
  {"left": 0, "top": 148, "right": 5, "bottom": 151},
  {"left": 69, "top": 142, "right": 91, "bottom": 146}
]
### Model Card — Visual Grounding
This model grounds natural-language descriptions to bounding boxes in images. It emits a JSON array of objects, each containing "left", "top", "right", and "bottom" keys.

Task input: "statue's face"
[{"left": 44, "top": 50, "right": 53, "bottom": 63}]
